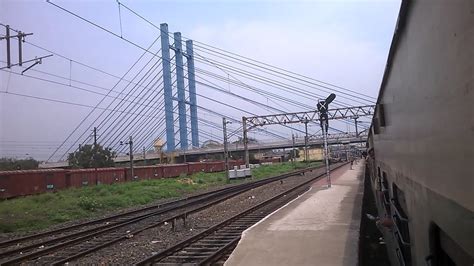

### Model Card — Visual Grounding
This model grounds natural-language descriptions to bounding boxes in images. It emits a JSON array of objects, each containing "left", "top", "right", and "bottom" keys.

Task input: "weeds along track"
[
  {"left": 0, "top": 165, "right": 325, "bottom": 265},
  {"left": 136, "top": 163, "right": 347, "bottom": 266}
]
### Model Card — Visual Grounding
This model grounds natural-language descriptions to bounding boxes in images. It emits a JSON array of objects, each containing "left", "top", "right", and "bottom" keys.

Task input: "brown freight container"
[
  {"left": 96, "top": 168, "right": 126, "bottom": 184},
  {"left": 205, "top": 161, "right": 225, "bottom": 172},
  {"left": 187, "top": 162, "right": 206, "bottom": 175},
  {"left": 67, "top": 169, "right": 98, "bottom": 188},
  {"left": 162, "top": 164, "right": 188, "bottom": 178},
  {"left": 133, "top": 165, "right": 163, "bottom": 180},
  {"left": 0, "top": 169, "right": 67, "bottom": 199}
]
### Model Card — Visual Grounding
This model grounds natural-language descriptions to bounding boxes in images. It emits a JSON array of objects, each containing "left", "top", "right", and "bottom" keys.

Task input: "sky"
[{"left": 0, "top": 0, "right": 401, "bottom": 161}]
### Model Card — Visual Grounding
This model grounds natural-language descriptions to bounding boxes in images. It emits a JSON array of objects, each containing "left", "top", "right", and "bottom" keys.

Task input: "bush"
[{"left": 78, "top": 196, "right": 102, "bottom": 211}]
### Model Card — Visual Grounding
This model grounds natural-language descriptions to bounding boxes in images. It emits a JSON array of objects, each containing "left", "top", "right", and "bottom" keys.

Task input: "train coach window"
[
  {"left": 392, "top": 184, "right": 411, "bottom": 265},
  {"left": 428, "top": 224, "right": 472, "bottom": 265},
  {"left": 381, "top": 172, "right": 391, "bottom": 213},
  {"left": 377, "top": 103, "right": 386, "bottom": 127}
]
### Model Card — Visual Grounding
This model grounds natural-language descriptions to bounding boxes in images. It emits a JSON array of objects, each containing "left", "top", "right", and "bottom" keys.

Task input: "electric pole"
[
  {"left": 143, "top": 146, "right": 146, "bottom": 166},
  {"left": 243, "top": 117, "right": 249, "bottom": 167},
  {"left": 223, "top": 117, "right": 231, "bottom": 182},
  {"left": 129, "top": 136, "right": 134, "bottom": 178},
  {"left": 354, "top": 116, "right": 359, "bottom": 136},
  {"left": 0, "top": 24, "right": 51, "bottom": 72},
  {"left": 292, "top": 133, "right": 296, "bottom": 168},
  {"left": 304, "top": 119, "right": 309, "bottom": 162},
  {"left": 93, "top": 127, "right": 97, "bottom": 146},
  {"left": 121, "top": 136, "right": 134, "bottom": 179}
]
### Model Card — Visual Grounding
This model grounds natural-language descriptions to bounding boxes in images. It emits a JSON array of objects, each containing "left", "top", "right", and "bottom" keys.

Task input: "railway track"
[
  {"left": 136, "top": 163, "right": 347, "bottom": 266},
  {"left": 0, "top": 165, "right": 324, "bottom": 265}
]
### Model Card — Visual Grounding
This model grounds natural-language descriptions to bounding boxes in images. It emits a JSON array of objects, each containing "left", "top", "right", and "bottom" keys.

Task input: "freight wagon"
[{"left": 0, "top": 160, "right": 247, "bottom": 199}]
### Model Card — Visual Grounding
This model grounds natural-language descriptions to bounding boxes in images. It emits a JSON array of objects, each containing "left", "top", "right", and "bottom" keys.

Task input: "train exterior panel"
[
  {"left": 367, "top": 1, "right": 474, "bottom": 265},
  {"left": 0, "top": 169, "right": 67, "bottom": 199},
  {"left": 96, "top": 168, "right": 126, "bottom": 184},
  {"left": 205, "top": 161, "right": 225, "bottom": 173},
  {"left": 67, "top": 169, "right": 99, "bottom": 188},
  {"left": 133, "top": 165, "right": 163, "bottom": 180},
  {"left": 0, "top": 160, "right": 259, "bottom": 199},
  {"left": 162, "top": 164, "right": 189, "bottom": 178},
  {"left": 187, "top": 162, "right": 206, "bottom": 175}
]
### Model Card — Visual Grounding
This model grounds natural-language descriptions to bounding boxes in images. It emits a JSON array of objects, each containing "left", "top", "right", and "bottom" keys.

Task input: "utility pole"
[
  {"left": 243, "top": 117, "right": 249, "bottom": 167},
  {"left": 292, "top": 133, "right": 296, "bottom": 168},
  {"left": 354, "top": 116, "right": 359, "bottom": 136},
  {"left": 143, "top": 146, "right": 146, "bottom": 166},
  {"left": 223, "top": 117, "right": 231, "bottom": 182},
  {"left": 304, "top": 119, "right": 309, "bottom": 162},
  {"left": 92, "top": 127, "right": 98, "bottom": 184},
  {"left": 1, "top": 25, "right": 50, "bottom": 72},
  {"left": 6, "top": 25, "right": 10, "bottom": 67},
  {"left": 129, "top": 136, "right": 134, "bottom": 179},
  {"left": 93, "top": 127, "right": 97, "bottom": 146},
  {"left": 121, "top": 136, "right": 134, "bottom": 179}
]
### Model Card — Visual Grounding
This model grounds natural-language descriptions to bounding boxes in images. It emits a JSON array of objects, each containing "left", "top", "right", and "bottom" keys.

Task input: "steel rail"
[
  {"left": 136, "top": 162, "right": 348, "bottom": 265},
  {"left": 0, "top": 165, "right": 324, "bottom": 265}
]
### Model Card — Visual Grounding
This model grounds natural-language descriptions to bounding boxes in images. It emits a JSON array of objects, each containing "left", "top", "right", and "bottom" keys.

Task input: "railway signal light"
[{"left": 317, "top": 93, "right": 335, "bottom": 133}]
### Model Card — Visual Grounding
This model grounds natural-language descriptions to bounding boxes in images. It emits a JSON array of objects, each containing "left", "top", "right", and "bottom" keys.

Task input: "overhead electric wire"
[
  {"left": 112, "top": 2, "right": 376, "bottom": 102},
  {"left": 106, "top": 83, "right": 166, "bottom": 151},
  {"left": 93, "top": 61, "right": 164, "bottom": 148},
  {"left": 192, "top": 45, "right": 376, "bottom": 102},
  {"left": 42, "top": 1, "right": 369, "bottom": 160},
  {"left": 50, "top": 36, "right": 161, "bottom": 162},
  {"left": 0, "top": 65, "right": 161, "bottom": 108},
  {"left": 0, "top": 91, "right": 161, "bottom": 118}
]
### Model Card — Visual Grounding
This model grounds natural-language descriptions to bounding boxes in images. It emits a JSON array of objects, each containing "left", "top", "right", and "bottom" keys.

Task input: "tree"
[
  {"left": 0, "top": 157, "right": 39, "bottom": 170},
  {"left": 68, "top": 144, "right": 115, "bottom": 168}
]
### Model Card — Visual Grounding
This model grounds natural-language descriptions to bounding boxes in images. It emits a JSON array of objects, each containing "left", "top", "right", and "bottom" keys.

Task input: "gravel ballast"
[{"left": 74, "top": 166, "right": 333, "bottom": 264}]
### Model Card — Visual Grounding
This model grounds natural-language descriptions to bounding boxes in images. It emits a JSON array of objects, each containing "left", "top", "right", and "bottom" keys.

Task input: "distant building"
[{"left": 296, "top": 147, "right": 324, "bottom": 161}]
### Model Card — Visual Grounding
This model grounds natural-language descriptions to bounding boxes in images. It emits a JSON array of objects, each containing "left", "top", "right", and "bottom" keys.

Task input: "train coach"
[
  {"left": 0, "top": 169, "right": 67, "bottom": 198},
  {"left": 0, "top": 160, "right": 246, "bottom": 199},
  {"left": 365, "top": 1, "right": 474, "bottom": 265}
]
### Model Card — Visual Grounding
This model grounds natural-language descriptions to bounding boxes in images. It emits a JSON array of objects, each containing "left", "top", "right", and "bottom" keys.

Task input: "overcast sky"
[{"left": 0, "top": 0, "right": 401, "bottom": 161}]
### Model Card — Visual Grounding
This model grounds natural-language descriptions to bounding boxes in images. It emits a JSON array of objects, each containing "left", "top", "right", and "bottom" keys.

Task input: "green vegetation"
[
  {"left": 0, "top": 161, "right": 320, "bottom": 233},
  {"left": 0, "top": 157, "right": 39, "bottom": 170},
  {"left": 68, "top": 144, "right": 115, "bottom": 168}
]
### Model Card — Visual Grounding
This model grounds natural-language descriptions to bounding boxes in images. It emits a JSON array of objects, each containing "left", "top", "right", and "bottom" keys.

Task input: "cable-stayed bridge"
[
  {"left": 1, "top": 1, "right": 376, "bottom": 166},
  {"left": 39, "top": 132, "right": 367, "bottom": 168}
]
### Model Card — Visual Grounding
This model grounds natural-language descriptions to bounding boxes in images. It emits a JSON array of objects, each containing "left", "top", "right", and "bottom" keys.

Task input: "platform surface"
[{"left": 225, "top": 162, "right": 364, "bottom": 266}]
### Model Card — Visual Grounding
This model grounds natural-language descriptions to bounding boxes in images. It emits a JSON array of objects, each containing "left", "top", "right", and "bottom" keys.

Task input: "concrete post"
[
  {"left": 223, "top": 117, "right": 230, "bottom": 182},
  {"left": 174, "top": 32, "right": 188, "bottom": 150},
  {"left": 160, "top": 23, "right": 175, "bottom": 151},
  {"left": 243, "top": 117, "right": 249, "bottom": 167},
  {"left": 129, "top": 136, "right": 134, "bottom": 179},
  {"left": 186, "top": 40, "right": 199, "bottom": 148},
  {"left": 322, "top": 123, "right": 331, "bottom": 188},
  {"left": 354, "top": 116, "right": 359, "bottom": 137},
  {"left": 304, "top": 119, "right": 309, "bottom": 162},
  {"left": 292, "top": 133, "right": 296, "bottom": 168}
]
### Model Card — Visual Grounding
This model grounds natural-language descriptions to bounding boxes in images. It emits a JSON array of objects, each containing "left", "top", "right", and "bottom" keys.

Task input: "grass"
[{"left": 0, "top": 161, "right": 321, "bottom": 233}]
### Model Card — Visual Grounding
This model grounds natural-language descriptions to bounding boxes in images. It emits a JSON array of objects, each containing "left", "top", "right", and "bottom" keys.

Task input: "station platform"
[{"left": 225, "top": 162, "right": 365, "bottom": 266}]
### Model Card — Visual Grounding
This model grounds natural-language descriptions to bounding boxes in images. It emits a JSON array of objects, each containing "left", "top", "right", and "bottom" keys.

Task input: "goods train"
[
  {"left": 365, "top": 1, "right": 473, "bottom": 265},
  {"left": 0, "top": 160, "right": 246, "bottom": 199}
]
